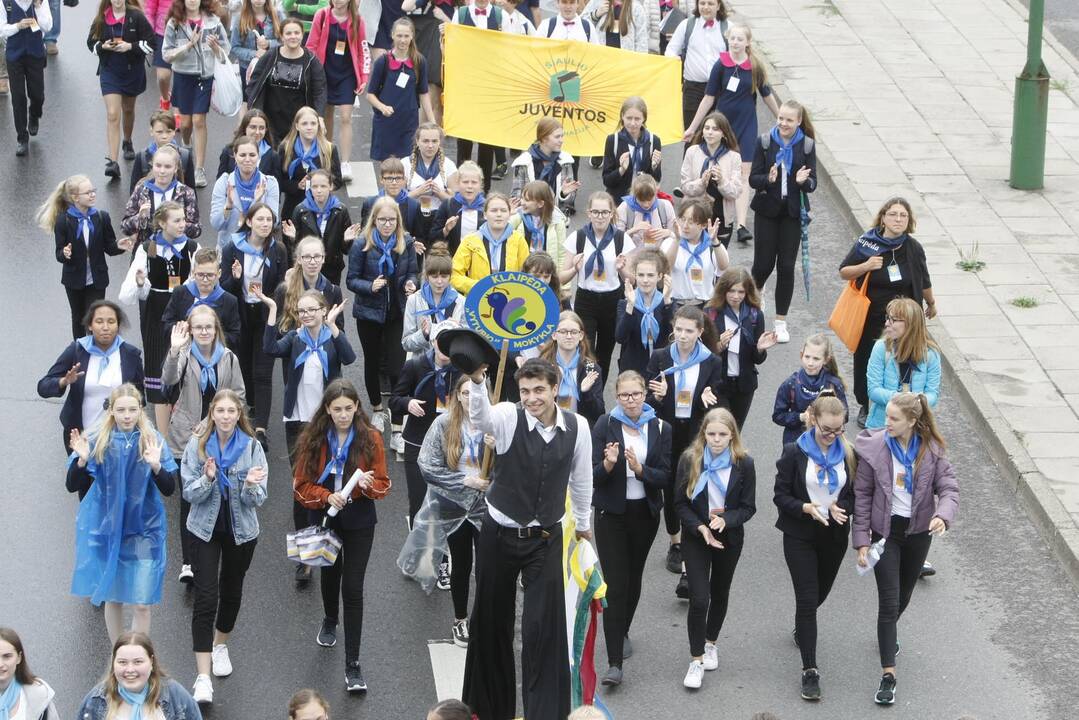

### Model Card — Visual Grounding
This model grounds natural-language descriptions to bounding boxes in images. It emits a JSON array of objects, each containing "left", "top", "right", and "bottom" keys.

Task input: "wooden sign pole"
[{"left": 479, "top": 340, "right": 510, "bottom": 481}]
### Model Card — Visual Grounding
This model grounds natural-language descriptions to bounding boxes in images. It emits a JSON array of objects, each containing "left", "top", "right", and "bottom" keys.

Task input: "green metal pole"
[{"left": 1010, "top": 0, "right": 1049, "bottom": 190}]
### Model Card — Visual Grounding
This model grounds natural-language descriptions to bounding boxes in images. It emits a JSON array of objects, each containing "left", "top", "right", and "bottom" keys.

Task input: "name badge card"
[
  {"left": 396, "top": 72, "right": 410, "bottom": 89},
  {"left": 887, "top": 263, "right": 902, "bottom": 283}
]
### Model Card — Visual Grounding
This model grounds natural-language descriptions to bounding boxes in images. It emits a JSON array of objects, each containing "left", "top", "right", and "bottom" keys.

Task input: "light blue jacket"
[
  {"left": 209, "top": 171, "right": 281, "bottom": 249},
  {"left": 181, "top": 433, "right": 268, "bottom": 544},
  {"left": 866, "top": 339, "right": 941, "bottom": 429}
]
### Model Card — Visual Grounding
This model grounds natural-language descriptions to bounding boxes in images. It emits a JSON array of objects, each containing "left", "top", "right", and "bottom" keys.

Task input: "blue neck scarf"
[
  {"left": 691, "top": 446, "right": 732, "bottom": 500},
  {"left": 680, "top": 233, "right": 710, "bottom": 270},
  {"left": 415, "top": 152, "right": 441, "bottom": 181},
  {"left": 190, "top": 341, "right": 225, "bottom": 392},
  {"left": 769, "top": 126, "right": 804, "bottom": 173},
  {"left": 699, "top": 141, "right": 729, "bottom": 175},
  {"left": 154, "top": 231, "right": 189, "bottom": 260},
  {"left": 796, "top": 369, "right": 827, "bottom": 396},
  {"left": 519, "top": 211, "right": 545, "bottom": 251},
  {"left": 233, "top": 233, "right": 273, "bottom": 269},
  {"left": 479, "top": 222, "right": 512, "bottom": 271},
  {"left": 117, "top": 686, "right": 149, "bottom": 720},
  {"left": 0, "top": 680, "right": 22, "bottom": 720},
  {"left": 145, "top": 177, "right": 178, "bottom": 200},
  {"left": 853, "top": 226, "right": 908, "bottom": 259},
  {"left": 723, "top": 301, "right": 749, "bottom": 335},
  {"left": 664, "top": 340, "right": 711, "bottom": 394},
  {"left": 583, "top": 224, "right": 616, "bottom": 278},
  {"left": 257, "top": 139, "right": 272, "bottom": 157},
  {"left": 623, "top": 194, "right": 657, "bottom": 224},
  {"left": 295, "top": 324, "right": 332, "bottom": 378},
  {"left": 67, "top": 205, "right": 98, "bottom": 239},
  {"left": 885, "top": 433, "right": 921, "bottom": 495},
  {"left": 379, "top": 187, "right": 410, "bottom": 204},
  {"left": 611, "top": 402, "right": 656, "bottom": 432},
  {"left": 417, "top": 282, "right": 458, "bottom": 321},
  {"left": 317, "top": 426, "right": 354, "bottom": 486},
  {"left": 797, "top": 429, "right": 845, "bottom": 494},
  {"left": 206, "top": 429, "right": 251, "bottom": 497},
  {"left": 147, "top": 139, "right": 180, "bottom": 157},
  {"left": 304, "top": 274, "right": 329, "bottom": 292},
  {"left": 288, "top": 137, "right": 320, "bottom": 178},
  {"left": 462, "top": 429, "right": 484, "bottom": 467},
  {"left": 372, "top": 229, "right": 397, "bottom": 277},
  {"left": 185, "top": 281, "right": 226, "bottom": 310},
  {"left": 454, "top": 191, "right": 484, "bottom": 212},
  {"left": 529, "top": 143, "right": 559, "bottom": 186},
  {"left": 633, "top": 288, "right": 663, "bottom": 350},
  {"left": 302, "top": 189, "right": 341, "bottom": 229},
  {"left": 78, "top": 335, "right": 123, "bottom": 381},
  {"left": 618, "top": 128, "right": 648, "bottom": 175},
  {"left": 557, "top": 348, "right": 580, "bottom": 401},
  {"left": 233, "top": 168, "right": 262, "bottom": 213},
  {"left": 416, "top": 351, "right": 453, "bottom": 405}
]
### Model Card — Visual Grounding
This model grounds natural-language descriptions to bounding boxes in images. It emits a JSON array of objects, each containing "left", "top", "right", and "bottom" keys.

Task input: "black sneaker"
[
  {"left": 28, "top": 116, "right": 39, "bottom": 136},
  {"left": 675, "top": 572, "right": 689, "bottom": 599},
  {"left": 800, "top": 669, "right": 821, "bottom": 701},
  {"left": 295, "top": 563, "right": 312, "bottom": 587},
  {"left": 665, "top": 543, "right": 682, "bottom": 574},
  {"left": 601, "top": 666, "right": 622, "bottom": 686},
  {"left": 792, "top": 628, "right": 799, "bottom": 647},
  {"left": 345, "top": 661, "right": 367, "bottom": 693},
  {"left": 589, "top": 156, "right": 602, "bottom": 169},
  {"left": 436, "top": 559, "right": 451, "bottom": 591},
  {"left": 736, "top": 225, "right": 752, "bottom": 244},
  {"left": 919, "top": 561, "right": 936, "bottom": 578},
  {"left": 316, "top": 618, "right": 337, "bottom": 647},
  {"left": 491, "top": 162, "right": 508, "bottom": 180},
  {"left": 105, "top": 159, "right": 121, "bottom": 180},
  {"left": 256, "top": 429, "right": 269, "bottom": 451},
  {"left": 874, "top": 672, "right": 896, "bottom": 705},
  {"left": 122, "top": 140, "right": 136, "bottom": 161},
  {"left": 15, "top": 142, "right": 28, "bottom": 157},
  {"left": 857, "top": 406, "right": 868, "bottom": 429},
  {"left": 622, "top": 634, "right": 633, "bottom": 659}
]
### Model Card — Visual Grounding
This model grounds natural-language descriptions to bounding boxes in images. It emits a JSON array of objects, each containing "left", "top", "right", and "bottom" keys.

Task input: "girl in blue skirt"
[{"left": 366, "top": 18, "right": 433, "bottom": 162}]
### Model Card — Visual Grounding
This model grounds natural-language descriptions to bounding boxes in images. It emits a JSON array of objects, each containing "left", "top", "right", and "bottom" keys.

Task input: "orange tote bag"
[{"left": 828, "top": 274, "right": 871, "bottom": 352}]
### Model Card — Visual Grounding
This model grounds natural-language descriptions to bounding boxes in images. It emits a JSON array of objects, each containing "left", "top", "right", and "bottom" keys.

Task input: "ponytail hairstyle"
[
  {"left": 630, "top": 173, "right": 658, "bottom": 205},
  {"left": 92, "top": 384, "right": 156, "bottom": 463},
  {"left": 428, "top": 698, "right": 475, "bottom": 720},
  {"left": 521, "top": 251, "right": 561, "bottom": 304},
  {"left": 484, "top": 191, "right": 512, "bottom": 215},
  {"left": 520, "top": 181, "right": 554, "bottom": 226},
  {"left": 423, "top": 247, "right": 453, "bottom": 279},
  {"left": 102, "top": 633, "right": 166, "bottom": 718},
  {"left": 707, "top": 267, "right": 762, "bottom": 313},
  {"left": 805, "top": 389, "right": 856, "bottom": 474},
  {"left": 456, "top": 160, "right": 485, "bottom": 187},
  {"left": 888, "top": 392, "right": 947, "bottom": 466},
  {"left": 146, "top": 200, "right": 186, "bottom": 259},
  {"left": 726, "top": 23, "right": 768, "bottom": 95},
  {"left": 535, "top": 117, "right": 561, "bottom": 146},
  {"left": 780, "top": 99, "right": 816, "bottom": 140},
  {"left": 231, "top": 134, "right": 259, "bottom": 158},
  {"left": 288, "top": 689, "right": 330, "bottom": 720},
  {"left": 690, "top": 111, "right": 739, "bottom": 153},
  {"left": 410, "top": 122, "right": 447, "bottom": 186},
  {"left": 802, "top": 333, "right": 845, "bottom": 390},
  {"left": 390, "top": 17, "right": 422, "bottom": 70},
  {"left": 280, "top": 236, "right": 328, "bottom": 332},
  {"left": 196, "top": 389, "right": 257, "bottom": 460},
  {"left": 884, "top": 297, "right": 939, "bottom": 365},
  {"left": 442, "top": 375, "right": 474, "bottom": 472},
  {"left": 671, "top": 303, "right": 720, "bottom": 353},
  {"left": 36, "top": 175, "right": 89, "bottom": 231},
  {"left": 682, "top": 407, "right": 747, "bottom": 499}
]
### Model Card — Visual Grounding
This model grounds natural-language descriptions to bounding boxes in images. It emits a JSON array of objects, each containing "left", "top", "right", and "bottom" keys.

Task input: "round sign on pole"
[{"left": 462, "top": 271, "right": 561, "bottom": 352}]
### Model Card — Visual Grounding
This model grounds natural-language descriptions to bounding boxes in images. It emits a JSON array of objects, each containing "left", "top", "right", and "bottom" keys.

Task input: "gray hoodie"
[{"left": 162, "top": 14, "right": 230, "bottom": 78}]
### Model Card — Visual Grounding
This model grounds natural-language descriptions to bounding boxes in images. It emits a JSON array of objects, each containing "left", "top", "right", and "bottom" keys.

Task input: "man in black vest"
[{"left": 459, "top": 355, "right": 593, "bottom": 720}]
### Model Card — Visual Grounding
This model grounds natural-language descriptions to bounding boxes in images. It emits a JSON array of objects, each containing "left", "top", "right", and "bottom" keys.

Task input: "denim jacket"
[
  {"left": 78, "top": 680, "right": 202, "bottom": 720},
  {"left": 181, "top": 433, "right": 268, "bottom": 544}
]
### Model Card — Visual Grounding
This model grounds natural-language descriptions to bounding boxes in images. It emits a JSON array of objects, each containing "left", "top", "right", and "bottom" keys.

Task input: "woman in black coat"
[
  {"left": 773, "top": 391, "right": 855, "bottom": 702},
  {"left": 245, "top": 18, "right": 327, "bottom": 143},
  {"left": 674, "top": 407, "right": 756, "bottom": 690},
  {"left": 592, "top": 370, "right": 672, "bottom": 687}
]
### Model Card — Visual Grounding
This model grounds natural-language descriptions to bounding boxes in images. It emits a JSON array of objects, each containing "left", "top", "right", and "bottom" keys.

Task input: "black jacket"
[
  {"left": 361, "top": 194, "right": 426, "bottom": 243},
  {"left": 291, "top": 203, "right": 353, "bottom": 279},
  {"left": 557, "top": 358, "right": 606, "bottom": 425},
  {"left": 277, "top": 143, "right": 342, "bottom": 219},
  {"left": 131, "top": 144, "right": 197, "bottom": 193},
  {"left": 773, "top": 441, "right": 855, "bottom": 543},
  {"left": 86, "top": 9, "right": 154, "bottom": 76},
  {"left": 601, "top": 130, "right": 662, "bottom": 199},
  {"left": 674, "top": 453, "right": 756, "bottom": 548},
  {"left": 246, "top": 47, "right": 327, "bottom": 114},
  {"left": 389, "top": 353, "right": 460, "bottom": 445},
  {"left": 262, "top": 324, "right": 356, "bottom": 417},
  {"left": 615, "top": 296, "right": 672, "bottom": 376},
  {"left": 591, "top": 413, "right": 672, "bottom": 516},
  {"left": 705, "top": 305, "right": 768, "bottom": 393},
  {"left": 429, "top": 197, "right": 483, "bottom": 256},
  {"left": 748, "top": 133, "right": 817, "bottom": 219},
  {"left": 219, "top": 239, "right": 289, "bottom": 330},
  {"left": 53, "top": 210, "right": 123, "bottom": 290},
  {"left": 38, "top": 341, "right": 145, "bottom": 432},
  {"left": 644, "top": 348, "right": 725, "bottom": 430},
  {"left": 161, "top": 284, "right": 243, "bottom": 351}
]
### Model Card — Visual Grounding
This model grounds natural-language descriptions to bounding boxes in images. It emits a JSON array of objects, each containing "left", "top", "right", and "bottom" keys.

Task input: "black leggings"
[
  {"left": 404, "top": 441, "right": 425, "bottom": 522},
  {"left": 751, "top": 213, "right": 802, "bottom": 316},
  {"left": 355, "top": 316, "right": 405, "bottom": 423},
  {"left": 682, "top": 531, "right": 742, "bottom": 657},
  {"left": 237, "top": 303, "right": 274, "bottom": 429},
  {"left": 854, "top": 310, "right": 887, "bottom": 408},
  {"left": 873, "top": 515, "right": 932, "bottom": 668},
  {"left": 191, "top": 533, "right": 257, "bottom": 652},
  {"left": 285, "top": 420, "right": 309, "bottom": 531},
  {"left": 665, "top": 418, "right": 695, "bottom": 536},
  {"left": 65, "top": 286, "right": 106, "bottom": 341},
  {"left": 321, "top": 525, "right": 374, "bottom": 662},
  {"left": 682, "top": 80, "right": 707, "bottom": 134},
  {"left": 448, "top": 520, "right": 478, "bottom": 619},
  {"left": 725, "top": 388, "right": 755, "bottom": 431},
  {"left": 574, "top": 287, "right": 622, "bottom": 383},
  {"left": 783, "top": 531, "right": 848, "bottom": 670}
]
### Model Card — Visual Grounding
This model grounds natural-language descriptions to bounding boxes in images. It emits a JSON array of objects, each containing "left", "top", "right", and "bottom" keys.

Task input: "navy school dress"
[
  {"left": 706, "top": 53, "right": 773, "bottom": 165},
  {"left": 368, "top": 53, "right": 428, "bottom": 161},
  {"left": 324, "top": 21, "right": 358, "bottom": 105}
]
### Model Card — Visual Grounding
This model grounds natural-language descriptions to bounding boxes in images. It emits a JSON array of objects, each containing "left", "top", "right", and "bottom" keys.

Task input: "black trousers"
[
  {"left": 355, "top": 316, "right": 405, "bottom": 423},
  {"left": 873, "top": 515, "right": 932, "bottom": 668},
  {"left": 448, "top": 519, "right": 478, "bottom": 619},
  {"left": 682, "top": 80, "right": 708, "bottom": 134},
  {"left": 594, "top": 500, "right": 660, "bottom": 667},
  {"left": 725, "top": 388, "right": 755, "bottom": 431},
  {"left": 574, "top": 286, "right": 621, "bottom": 388},
  {"left": 783, "top": 530, "right": 848, "bottom": 670},
  {"left": 179, "top": 498, "right": 197, "bottom": 565},
  {"left": 65, "top": 286, "right": 106, "bottom": 340},
  {"left": 285, "top": 420, "right": 308, "bottom": 531},
  {"left": 403, "top": 440, "right": 425, "bottom": 521},
  {"left": 665, "top": 418, "right": 695, "bottom": 536},
  {"left": 682, "top": 531, "right": 742, "bottom": 657},
  {"left": 751, "top": 213, "right": 802, "bottom": 316},
  {"left": 238, "top": 303, "right": 274, "bottom": 429},
  {"left": 8, "top": 54, "right": 45, "bottom": 143},
  {"left": 854, "top": 310, "right": 887, "bottom": 407},
  {"left": 191, "top": 533, "right": 257, "bottom": 652},
  {"left": 464, "top": 515, "right": 570, "bottom": 720},
  {"left": 320, "top": 525, "right": 374, "bottom": 662},
  {"left": 457, "top": 139, "right": 496, "bottom": 192}
]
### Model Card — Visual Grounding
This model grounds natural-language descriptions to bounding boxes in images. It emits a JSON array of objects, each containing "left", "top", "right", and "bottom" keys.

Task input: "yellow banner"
[{"left": 443, "top": 23, "right": 684, "bottom": 156}]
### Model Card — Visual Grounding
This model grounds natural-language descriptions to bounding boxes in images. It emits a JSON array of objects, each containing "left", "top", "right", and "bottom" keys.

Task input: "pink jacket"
[
  {"left": 305, "top": 8, "right": 371, "bottom": 94},
  {"left": 852, "top": 429, "right": 959, "bottom": 549},
  {"left": 679, "top": 143, "right": 743, "bottom": 224},
  {"left": 143, "top": 0, "right": 171, "bottom": 36}
]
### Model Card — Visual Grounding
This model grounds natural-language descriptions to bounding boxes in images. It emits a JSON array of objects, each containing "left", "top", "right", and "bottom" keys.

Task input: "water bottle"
[
  {"left": 510, "top": 164, "right": 528, "bottom": 200},
  {"left": 856, "top": 537, "right": 887, "bottom": 576},
  {"left": 560, "top": 161, "right": 577, "bottom": 210}
]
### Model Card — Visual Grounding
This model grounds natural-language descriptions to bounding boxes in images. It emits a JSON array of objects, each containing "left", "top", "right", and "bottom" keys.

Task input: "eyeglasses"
[
  {"left": 297, "top": 307, "right": 323, "bottom": 315},
  {"left": 588, "top": 210, "right": 612, "bottom": 217},
  {"left": 381, "top": 175, "right": 405, "bottom": 182},
  {"left": 77, "top": 188, "right": 98, "bottom": 196},
  {"left": 556, "top": 329, "right": 582, "bottom": 337},
  {"left": 190, "top": 325, "right": 215, "bottom": 333},
  {"left": 375, "top": 217, "right": 397, "bottom": 225},
  {"left": 816, "top": 422, "right": 844, "bottom": 438},
  {"left": 193, "top": 272, "right": 217, "bottom": 281},
  {"left": 299, "top": 254, "right": 325, "bottom": 262},
  {"left": 617, "top": 391, "right": 644, "bottom": 401},
  {"left": 884, "top": 211, "right": 910, "bottom": 219},
  {"left": 884, "top": 316, "right": 904, "bottom": 324}
]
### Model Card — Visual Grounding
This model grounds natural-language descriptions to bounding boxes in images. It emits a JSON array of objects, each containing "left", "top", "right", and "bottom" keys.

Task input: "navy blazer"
[
  {"left": 591, "top": 413, "right": 672, "bottom": 516},
  {"left": 37, "top": 341, "right": 145, "bottom": 431},
  {"left": 361, "top": 194, "right": 425, "bottom": 241},
  {"left": 748, "top": 133, "right": 817, "bottom": 220},
  {"left": 706, "top": 305, "right": 768, "bottom": 393},
  {"left": 429, "top": 197, "right": 484, "bottom": 256},
  {"left": 388, "top": 353, "right": 461, "bottom": 445},
  {"left": 561, "top": 359, "right": 606, "bottom": 425},
  {"left": 346, "top": 235, "right": 420, "bottom": 323},
  {"left": 220, "top": 238, "right": 289, "bottom": 329},
  {"left": 133, "top": 145, "right": 198, "bottom": 193},
  {"left": 277, "top": 144, "right": 343, "bottom": 218},
  {"left": 773, "top": 441, "right": 855, "bottom": 543},
  {"left": 674, "top": 453, "right": 757, "bottom": 548},
  {"left": 271, "top": 275, "right": 345, "bottom": 331},
  {"left": 644, "top": 348, "right": 726, "bottom": 430},
  {"left": 161, "top": 284, "right": 243, "bottom": 351},
  {"left": 615, "top": 297, "right": 673, "bottom": 376},
  {"left": 53, "top": 210, "right": 123, "bottom": 290},
  {"left": 262, "top": 324, "right": 356, "bottom": 417},
  {"left": 290, "top": 204, "right": 353, "bottom": 278}
]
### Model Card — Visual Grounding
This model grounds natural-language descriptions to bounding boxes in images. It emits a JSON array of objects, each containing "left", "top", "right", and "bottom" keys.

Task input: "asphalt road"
[{"left": 2, "top": 5, "right": 1079, "bottom": 720}]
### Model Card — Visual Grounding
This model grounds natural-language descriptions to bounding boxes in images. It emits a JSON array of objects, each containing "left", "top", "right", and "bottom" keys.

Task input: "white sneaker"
[
  {"left": 452, "top": 618, "right": 469, "bottom": 647},
  {"left": 370, "top": 409, "right": 388, "bottom": 434},
  {"left": 178, "top": 564, "right": 194, "bottom": 583},
  {"left": 211, "top": 644, "right": 232, "bottom": 677},
  {"left": 774, "top": 319, "right": 790, "bottom": 344},
  {"left": 194, "top": 168, "right": 207, "bottom": 188},
  {"left": 760, "top": 283, "right": 768, "bottom": 313},
  {"left": 702, "top": 642, "right": 719, "bottom": 670},
  {"left": 192, "top": 674, "right": 213, "bottom": 703},
  {"left": 683, "top": 660, "right": 705, "bottom": 689},
  {"left": 341, "top": 161, "right": 353, "bottom": 182},
  {"left": 391, "top": 431, "right": 405, "bottom": 454}
]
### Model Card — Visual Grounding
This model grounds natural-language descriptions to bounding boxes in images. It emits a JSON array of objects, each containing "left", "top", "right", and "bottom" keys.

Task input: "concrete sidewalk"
[{"left": 733, "top": 0, "right": 1079, "bottom": 581}]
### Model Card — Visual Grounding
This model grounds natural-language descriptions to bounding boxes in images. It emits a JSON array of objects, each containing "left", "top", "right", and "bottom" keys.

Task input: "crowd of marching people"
[{"left": 7, "top": 0, "right": 960, "bottom": 718}]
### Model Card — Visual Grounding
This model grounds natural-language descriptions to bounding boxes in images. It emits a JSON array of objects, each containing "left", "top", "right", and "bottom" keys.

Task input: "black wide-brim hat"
[{"left": 436, "top": 328, "right": 501, "bottom": 374}]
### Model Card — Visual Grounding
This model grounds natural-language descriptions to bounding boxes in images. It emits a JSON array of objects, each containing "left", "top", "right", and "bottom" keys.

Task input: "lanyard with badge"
[
  {"left": 726, "top": 65, "right": 740, "bottom": 93},
  {"left": 887, "top": 249, "right": 902, "bottom": 283}
]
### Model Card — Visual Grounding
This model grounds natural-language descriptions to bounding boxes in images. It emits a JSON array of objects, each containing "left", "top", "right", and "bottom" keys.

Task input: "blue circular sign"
[{"left": 462, "top": 271, "right": 561, "bottom": 352}]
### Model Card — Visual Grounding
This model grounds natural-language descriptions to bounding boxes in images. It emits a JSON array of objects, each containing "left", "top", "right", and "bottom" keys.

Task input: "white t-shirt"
[
  {"left": 805, "top": 456, "right": 847, "bottom": 518},
  {"left": 287, "top": 353, "right": 325, "bottom": 422},
  {"left": 707, "top": 465, "right": 730, "bottom": 512},
  {"left": 668, "top": 236, "right": 718, "bottom": 302},
  {"left": 82, "top": 351, "right": 124, "bottom": 429},
  {"left": 890, "top": 459, "right": 913, "bottom": 518},
  {"left": 622, "top": 424, "right": 648, "bottom": 500},
  {"left": 402, "top": 154, "right": 459, "bottom": 213},
  {"left": 724, "top": 313, "right": 740, "bottom": 377},
  {"left": 461, "top": 208, "right": 480, "bottom": 238},
  {"left": 565, "top": 229, "right": 621, "bottom": 293}
]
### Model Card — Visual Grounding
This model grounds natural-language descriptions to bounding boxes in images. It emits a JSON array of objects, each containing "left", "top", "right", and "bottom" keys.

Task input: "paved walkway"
[{"left": 732, "top": 0, "right": 1079, "bottom": 578}]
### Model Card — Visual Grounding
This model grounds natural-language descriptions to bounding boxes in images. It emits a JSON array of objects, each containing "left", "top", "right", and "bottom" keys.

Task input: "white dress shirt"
[
  {"left": 538, "top": 14, "right": 604, "bottom": 44},
  {"left": 664, "top": 16, "right": 727, "bottom": 82},
  {"left": 0, "top": 0, "right": 53, "bottom": 39}
]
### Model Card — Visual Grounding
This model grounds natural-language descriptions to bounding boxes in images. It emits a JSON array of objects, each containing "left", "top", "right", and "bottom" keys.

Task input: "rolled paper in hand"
[{"left": 327, "top": 469, "right": 363, "bottom": 517}]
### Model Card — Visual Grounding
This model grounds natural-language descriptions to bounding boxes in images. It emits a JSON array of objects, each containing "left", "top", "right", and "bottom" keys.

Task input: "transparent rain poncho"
[{"left": 69, "top": 431, "right": 176, "bottom": 606}]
